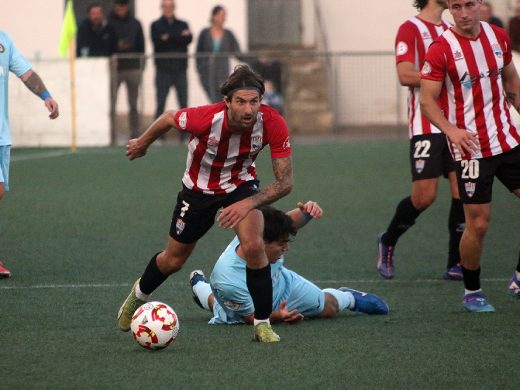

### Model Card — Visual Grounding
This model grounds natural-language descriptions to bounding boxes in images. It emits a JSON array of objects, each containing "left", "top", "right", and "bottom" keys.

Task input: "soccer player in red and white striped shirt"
[
  {"left": 117, "top": 65, "right": 293, "bottom": 341},
  {"left": 377, "top": 0, "right": 465, "bottom": 281},
  {"left": 421, "top": 0, "right": 520, "bottom": 311}
]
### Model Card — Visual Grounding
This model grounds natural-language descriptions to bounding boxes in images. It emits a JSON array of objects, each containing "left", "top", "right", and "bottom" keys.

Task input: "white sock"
[
  {"left": 464, "top": 288, "right": 482, "bottom": 295},
  {"left": 253, "top": 318, "right": 270, "bottom": 326},
  {"left": 193, "top": 281, "right": 213, "bottom": 311},
  {"left": 323, "top": 288, "right": 354, "bottom": 311},
  {"left": 135, "top": 283, "right": 150, "bottom": 301},
  {"left": 515, "top": 270, "right": 520, "bottom": 280}
]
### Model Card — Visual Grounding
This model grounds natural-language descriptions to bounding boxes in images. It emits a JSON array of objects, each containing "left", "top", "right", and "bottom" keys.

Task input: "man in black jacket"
[
  {"left": 76, "top": 2, "right": 116, "bottom": 57},
  {"left": 108, "top": 0, "right": 145, "bottom": 139},
  {"left": 151, "top": 0, "right": 192, "bottom": 140}
]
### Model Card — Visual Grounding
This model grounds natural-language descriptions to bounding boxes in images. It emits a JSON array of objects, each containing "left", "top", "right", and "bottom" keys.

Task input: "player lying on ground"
[{"left": 189, "top": 201, "right": 389, "bottom": 325}]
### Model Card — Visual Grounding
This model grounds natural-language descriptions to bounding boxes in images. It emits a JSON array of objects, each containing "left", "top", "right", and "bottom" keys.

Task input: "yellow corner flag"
[{"left": 58, "top": 0, "right": 77, "bottom": 58}]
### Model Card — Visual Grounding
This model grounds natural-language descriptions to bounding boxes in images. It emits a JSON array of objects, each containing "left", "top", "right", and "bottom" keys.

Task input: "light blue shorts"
[
  {"left": 209, "top": 267, "right": 325, "bottom": 324},
  {"left": 0, "top": 145, "right": 10, "bottom": 192}
]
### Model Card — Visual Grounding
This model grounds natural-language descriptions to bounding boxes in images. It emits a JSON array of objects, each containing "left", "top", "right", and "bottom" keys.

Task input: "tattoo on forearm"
[
  {"left": 506, "top": 91, "right": 517, "bottom": 104},
  {"left": 23, "top": 72, "right": 48, "bottom": 97},
  {"left": 251, "top": 157, "right": 293, "bottom": 208}
]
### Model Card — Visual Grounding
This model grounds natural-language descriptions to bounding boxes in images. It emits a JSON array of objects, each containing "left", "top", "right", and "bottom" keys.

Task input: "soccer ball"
[{"left": 130, "top": 301, "right": 180, "bottom": 350}]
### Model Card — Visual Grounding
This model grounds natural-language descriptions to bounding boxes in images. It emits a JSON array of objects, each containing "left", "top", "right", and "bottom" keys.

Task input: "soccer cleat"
[
  {"left": 189, "top": 270, "right": 206, "bottom": 309},
  {"left": 508, "top": 273, "right": 520, "bottom": 297},
  {"left": 377, "top": 232, "right": 395, "bottom": 279},
  {"left": 254, "top": 322, "right": 280, "bottom": 343},
  {"left": 339, "top": 287, "right": 389, "bottom": 315},
  {"left": 117, "top": 278, "right": 145, "bottom": 332},
  {"left": 443, "top": 263, "right": 463, "bottom": 281},
  {"left": 0, "top": 262, "right": 11, "bottom": 278},
  {"left": 462, "top": 291, "right": 495, "bottom": 313}
]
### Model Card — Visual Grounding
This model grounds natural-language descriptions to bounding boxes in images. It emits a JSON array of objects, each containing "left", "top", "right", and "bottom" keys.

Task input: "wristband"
[
  {"left": 40, "top": 91, "right": 51, "bottom": 100},
  {"left": 301, "top": 210, "right": 313, "bottom": 222}
]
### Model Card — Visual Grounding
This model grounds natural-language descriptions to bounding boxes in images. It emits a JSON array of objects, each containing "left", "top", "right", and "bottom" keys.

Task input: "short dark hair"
[
  {"left": 260, "top": 206, "right": 297, "bottom": 243},
  {"left": 220, "top": 64, "right": 265, "bottom": 99},
  {"left": 211, "top": 5, "right": 224, "bottom": 17},
  {"left": 414, "top": 0, "right": 428, "bottom": 10},
  {"left": 87, "top": 2, "right": 102, "bottom": 13}
]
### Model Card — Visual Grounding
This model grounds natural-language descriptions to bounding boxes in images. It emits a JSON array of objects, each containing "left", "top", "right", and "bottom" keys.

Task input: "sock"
[
  {"left": 246, "top": 264, "right": 273, "bottom": 320},
  {"left": 135, "top": 283, "right": 149, "bottom": 301},
  {"left": 448, "top": 198, "right": 465, "bottom": 268},
  {"left": 139, "top": 252, "right": 168, "bottom": 295},
  {"left": 323, "top": 288, "right": 354, "bottom": 311},
  {"left": 193, "top": 281, "right": 213, "bottom": 311},
  {"left": 464, "top": 288, "right": 482, "bottom": 295},
  {"left": 383, "top": 196, "right": 423, "bottom": 246},
  {"left": 516, "top": 250, "right": 520, "bottom": 274},
  {"left": 253, "top": 318, "right": 271, "bottom": 326},
  {"left": 461, "top": 265, "right": 481, "bottom": 291}
]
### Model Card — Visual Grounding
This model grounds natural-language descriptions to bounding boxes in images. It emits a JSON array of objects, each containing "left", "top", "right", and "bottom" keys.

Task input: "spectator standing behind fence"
[
  {"left": 76, "top": 2, "right": 117, "bottom": 57},
  {"left": 108, "top": 0, "right": 145, "bottom": 140},
  {"left": 480, "top": 2, "right": 504, "bottom": 28},
  {"left": 196, "top": 5, "right": 241, "bottom": 103},
  {"left": 508, "top": 0, "right": 520, "bottom": 52},
  {"left": 151, "top": 0, "right": 192, "bottom": 142},
  {"left": 251, "top": 55, "right": 284, "bottom": 114}
]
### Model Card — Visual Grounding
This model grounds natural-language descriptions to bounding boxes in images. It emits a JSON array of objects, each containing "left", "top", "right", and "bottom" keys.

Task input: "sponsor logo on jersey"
[
  {"left": 464, "top": 182, "right": 476, "bottom": 198},
  {"left": 283, "top": 137, "right": 291, "bottom": 150},
  {"left": 207, "top": 135, "right": 219, "bottom": 146},
  {"left": 415, "top": 159, "right": 425, "bottom": 173},
  {"left": 179, "top": 112, "right": 187, "bottom": 130},
  {"left": 421, "top": 31, "right": 432, "bottom": 40},
  {"left": 175, "top": 218, "right": 186, "bottom": 235},
  {"left": 492, "top": 43, "right": 503, "bottom": 58},
  {"left": 460, "top": 68, "right": 502, "bottom": 89},
  {"left": 396, "top": 41, "right": 408, "bottom": 56},
  {"left": 0, "top": 44, "right": 4, "bottom": 54},
  {"left": 453, "top": 50, "right": 464, "bottom": 61},
  {"left": 421, "top": 61, "right": 431, "bottom": 75}
]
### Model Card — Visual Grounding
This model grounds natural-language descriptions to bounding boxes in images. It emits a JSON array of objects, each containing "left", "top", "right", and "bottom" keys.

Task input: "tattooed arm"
[
  {"left": 503, "top": 61, "right": 520, "bottom": 113},
  {"left": 217, "top": 157, "right": 293, "bottom": 229},
  {"left": 20, "top": 70, "right": 59, "bottom": 119}
]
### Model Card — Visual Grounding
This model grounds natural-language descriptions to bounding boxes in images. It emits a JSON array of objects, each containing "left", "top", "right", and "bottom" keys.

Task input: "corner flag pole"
[{"left": 69, "top": 38, "right": 77, "bottom": 152}]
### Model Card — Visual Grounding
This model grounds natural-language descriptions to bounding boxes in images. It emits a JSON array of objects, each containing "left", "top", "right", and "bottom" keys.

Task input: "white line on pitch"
[
  {"left": 11, "top": 150, "right": 75, "bottom": 162},
  {"left": 0, "top": 278, "right": 509, "bottom": 290}
]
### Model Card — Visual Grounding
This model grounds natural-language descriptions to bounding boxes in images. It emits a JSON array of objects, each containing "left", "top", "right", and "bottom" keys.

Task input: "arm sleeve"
[
  {"left": 173, "top": 106, "right": 212, "bottom": 135},
  {"left": 7, "top": 36, "right": 31, "bottom": 77},
  {"left": 420, "top": 41, "right": 447, "bottom": 82},
  {"left": 264, "top": 110, "right": 292, "bottom": 158},
  {"left": 395, "top": 22, "right": 417, "bottom": 65}
]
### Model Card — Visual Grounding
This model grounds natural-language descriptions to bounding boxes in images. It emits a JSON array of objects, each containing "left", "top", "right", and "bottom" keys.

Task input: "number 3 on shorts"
[{"left": 461, "top": 159, "right": 479, "bottom": 179}]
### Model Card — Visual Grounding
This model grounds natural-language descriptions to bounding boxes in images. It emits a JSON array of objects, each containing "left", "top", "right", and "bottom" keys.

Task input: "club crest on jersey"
[
  {"left": 251, "top": 135, "right": 263, "bottom": 151},
  {"left": 415, "top": 159, "right": 425, "bottom": 174},
  {"left": 453, "top": 50, "right": 464, "bottom": 62},
  {"left": 0, "top": 44, "right": 4, "bottom": 53},
  {"left": 396, "top": 41, "right": 408, "bottom": 56},
  {"left": 464, "top": 182, "right": 476, "bottom": 198},
  {"left": 179, "top": 112, "right": 187, "bottom": 130},
  {"left": 492, "top": 43, "right": 503, "bottom": 58},
  {"left": 175, "top": 218, "right": 186, "bottom": 235},
  {"left": 421, "top": 61, "right": 431, "bottom": 75}
]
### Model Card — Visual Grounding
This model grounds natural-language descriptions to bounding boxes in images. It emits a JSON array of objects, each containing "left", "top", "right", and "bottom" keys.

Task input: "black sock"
[
  {"left": 448, "top": 198, "right": 465, "bottom": 268},
  {"left": 516, "top": 250, "right": 520, "bottom": 273},
  {"left": 246, "top": 264, "right": 273, "bottom": 320},
  {"left": 461, "top": 265, "right": 481, "bottom": 291},
  {"left": 139, "top": 252, "right": 168, "bottom": 295},
  {"left": 383, "top": 196, "right": 423, "bottom": 246}
]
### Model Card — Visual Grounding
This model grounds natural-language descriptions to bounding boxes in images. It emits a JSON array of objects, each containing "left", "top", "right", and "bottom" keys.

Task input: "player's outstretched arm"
[
  {"left": 20, "top": 70, "right": 59, "bottom": 119},
  {"left": 287, "top": 200, "right": 323, "bottom": 230},
  {"left": 217, "top": 157, "right": 293, "bottom": 228},
  {"left": 126, "top": 110, "right": 179, "bottom": 160}
]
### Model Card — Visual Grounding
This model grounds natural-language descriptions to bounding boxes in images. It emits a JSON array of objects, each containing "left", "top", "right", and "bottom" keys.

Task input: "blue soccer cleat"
[
  {"left": 339, "top": 287, "right": 389, "bottom": 315},
  {"left": 443, "top": 263, "right": 463, "bottom": 281},
  {"left": 377, "top": 232, "right": 395, "bottom": 279},
  {"left": 508, "top": 273, "right": 520, "bottom": 297},
  {"left": 189, "top": 270, "right": 207, "bottom": 310},
  {"left": 462, "top": 291, "right": 495, "bottom": 313}
]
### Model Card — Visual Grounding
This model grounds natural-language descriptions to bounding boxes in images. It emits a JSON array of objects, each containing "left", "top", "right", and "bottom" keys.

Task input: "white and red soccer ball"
[{"left": 130, "top": 301, "right": 179, "bottom": 350}]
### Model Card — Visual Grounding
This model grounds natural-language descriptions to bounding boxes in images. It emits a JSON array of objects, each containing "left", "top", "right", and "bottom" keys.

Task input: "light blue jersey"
[
  {"left": 209, "top": 236, "right": 325, "bottom": 324},
  {"left": 0, "top": 31, "right": 32, "bottom": 146}
]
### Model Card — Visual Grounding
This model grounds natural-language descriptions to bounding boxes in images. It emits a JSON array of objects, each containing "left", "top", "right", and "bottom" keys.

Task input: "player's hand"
[
  {"left": 297, "top": 200, "right": 323, "bottom": 220},
  {"left": 45, "top": 98, "right": 59, "bottom": 119},
  {"left": 126, "top": 138, "right": 148, "bottom": 160},
  {"left": 217, "top": 198, "right": 254, "bottom": 229},
  {"left": 278, "top": 300, "right": 304, "bottom": 324},
  {"left": 446, "top": 127, "right": 479, "bottom": 156}
]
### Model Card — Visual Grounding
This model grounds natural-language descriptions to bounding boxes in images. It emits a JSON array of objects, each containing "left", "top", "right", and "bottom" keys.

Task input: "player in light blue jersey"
[
  {"left": 190, "top": 201, "right": 389, "bottom": 326},
  {"left": 0, "top": 31, "right": 59, "bottom": 278}
]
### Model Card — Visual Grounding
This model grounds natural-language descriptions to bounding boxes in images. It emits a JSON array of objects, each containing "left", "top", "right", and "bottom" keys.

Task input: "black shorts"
[
  {"left": 409, "top": 134, "right": 455, "bottom": 181},
  {"left": 169, "top": 180, "right": 260, "bottom": 244},
  {"left": 455, "top": 146, "right": 520, "bottom": 204}
]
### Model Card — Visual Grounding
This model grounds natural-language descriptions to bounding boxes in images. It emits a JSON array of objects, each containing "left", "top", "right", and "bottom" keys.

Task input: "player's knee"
[
  {"left": 158, "top": 251, "right": 188, "bottom": 274},
  {"left": 412, "top": 193, "right": 436, "bottom": 210},
  {"left": 467, "top": 216, "right": 489, "bottom": 239},
  {"left": 320, "top": 293, "right": 339, "bottom": 318}
]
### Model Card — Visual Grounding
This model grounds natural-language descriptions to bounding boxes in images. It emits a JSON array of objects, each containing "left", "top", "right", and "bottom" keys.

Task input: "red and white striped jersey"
[
  {"left": 422, "top": 22, "right": 520, "bottom": 161},
  {"left": 173, "top": 102, "right": 291, "bottom": 195},
  {"left": 395, "top": 17, "right": 451, "bottom": 138}
]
